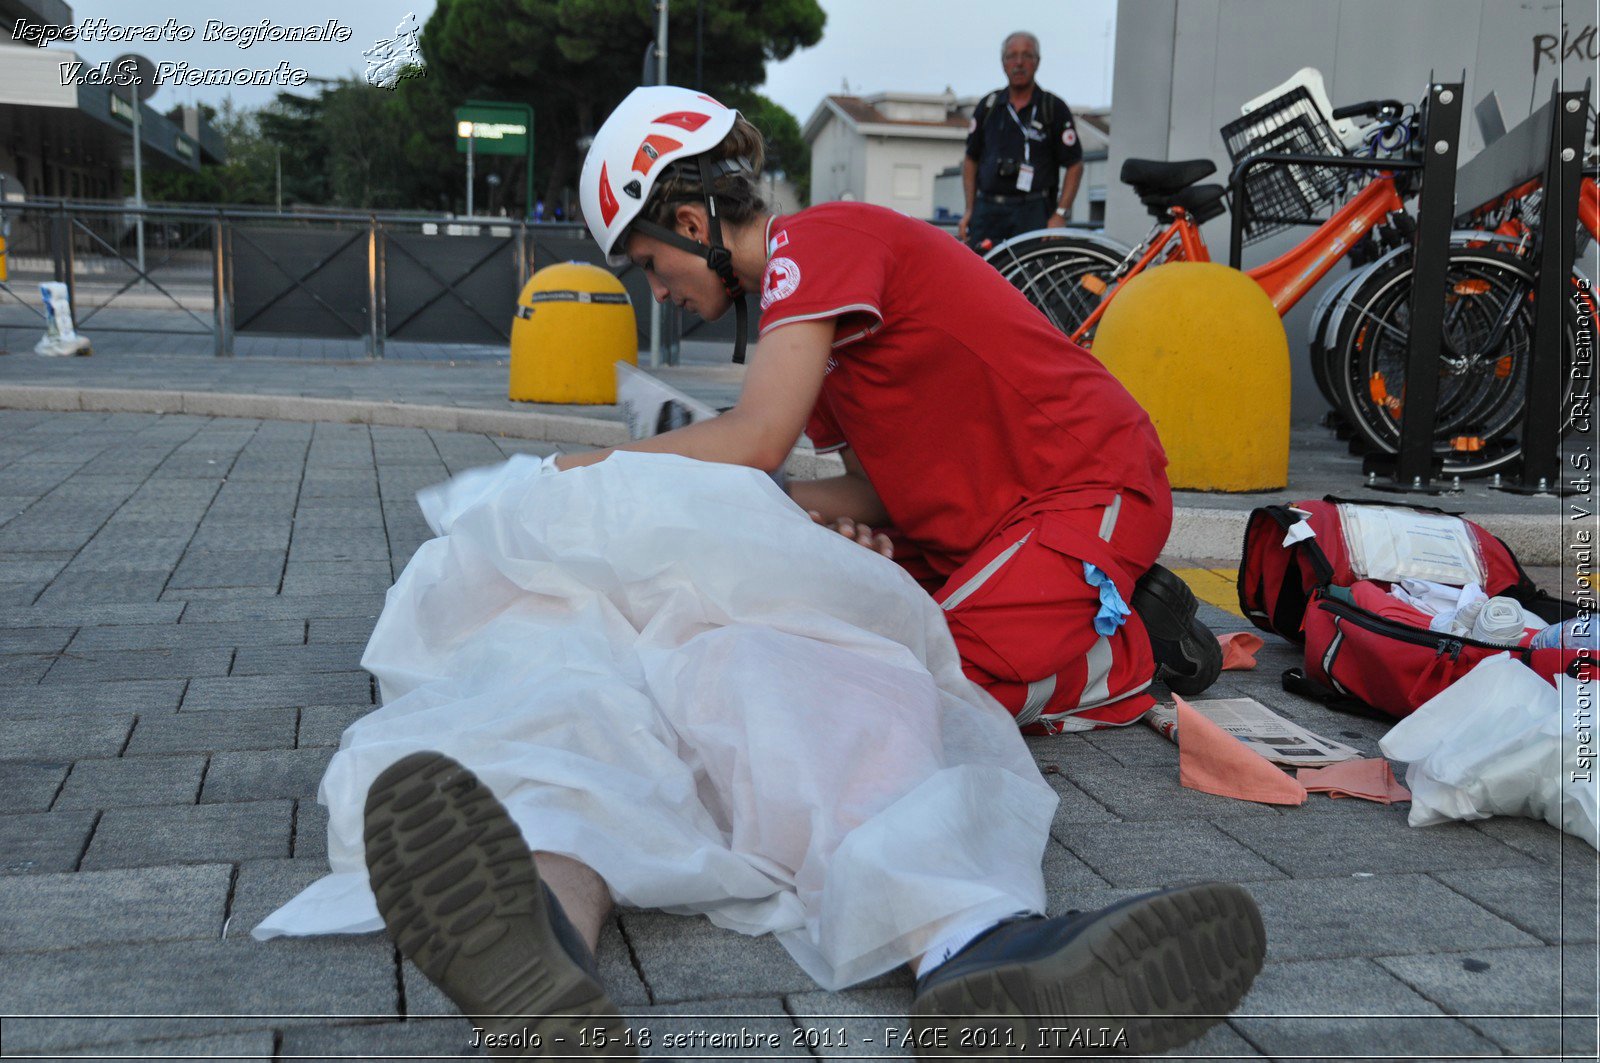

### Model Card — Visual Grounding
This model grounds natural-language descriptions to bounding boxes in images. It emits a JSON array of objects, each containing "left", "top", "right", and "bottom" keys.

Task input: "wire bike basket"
[{"left": 1222, "top": 86, "right": 1348, "bottom": 244}]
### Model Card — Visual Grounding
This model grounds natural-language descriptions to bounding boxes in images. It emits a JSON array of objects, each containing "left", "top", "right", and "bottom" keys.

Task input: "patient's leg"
[{"left": 533, "top": 851, "right": 611, "bottom": 954}]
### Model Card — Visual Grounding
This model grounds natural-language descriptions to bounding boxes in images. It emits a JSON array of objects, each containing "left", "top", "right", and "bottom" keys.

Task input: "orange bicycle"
[{"left": 985, "top": 88, "right": 1596, "bottom": 477}]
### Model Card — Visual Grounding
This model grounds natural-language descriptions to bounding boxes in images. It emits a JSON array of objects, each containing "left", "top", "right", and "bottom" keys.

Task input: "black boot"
[{"left": 1132, "top": 563, "right": 1223, "bottom": 696}]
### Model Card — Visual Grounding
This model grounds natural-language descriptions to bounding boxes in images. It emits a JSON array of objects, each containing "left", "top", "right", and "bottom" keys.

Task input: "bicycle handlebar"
[{"left": 1332, "top": 99, "right": 1404, "bottom": 120}]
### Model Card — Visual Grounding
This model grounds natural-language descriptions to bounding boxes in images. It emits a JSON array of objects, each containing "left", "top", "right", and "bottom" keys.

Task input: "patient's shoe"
[
  {"left": 909, "top": 883, "right": 1266, "bottom": 1057},
  {"left": 364, "top": 751, "right": 635, "bottom": 1059},
  {"left": 1133, "top": 563, "right": 1223, "bottom": 695}
]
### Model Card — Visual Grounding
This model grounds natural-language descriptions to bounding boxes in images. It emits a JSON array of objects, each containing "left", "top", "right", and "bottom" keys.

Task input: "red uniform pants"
[{"left": 899, "top": 487, "right": 1173, "bottom": 735}]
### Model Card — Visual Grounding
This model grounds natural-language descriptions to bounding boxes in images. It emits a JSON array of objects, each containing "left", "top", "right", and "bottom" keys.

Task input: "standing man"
[{"left": 959, "top": 31, "right": 1085, "bottom": 249}]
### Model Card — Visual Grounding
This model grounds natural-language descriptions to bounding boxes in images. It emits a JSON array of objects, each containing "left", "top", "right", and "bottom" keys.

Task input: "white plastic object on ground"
[
  {"left": 34, "top": 282, "right": 91, "bottom": 356},
  {"left": 253, "top": 452, "right": 1056, "bottom": 990},
  {"left": 1379, "top": 654, "right": 1597, "bottom": 850}
]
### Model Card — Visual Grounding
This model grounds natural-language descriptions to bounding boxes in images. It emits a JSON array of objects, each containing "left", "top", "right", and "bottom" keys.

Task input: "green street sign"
[{"left": 455, "top": 103, "right": 533, "bottom": 156}]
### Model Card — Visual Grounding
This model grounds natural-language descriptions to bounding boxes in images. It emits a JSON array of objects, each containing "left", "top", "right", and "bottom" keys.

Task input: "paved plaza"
[{"left": 0, "top": 340, "right": 1593, "bottom": 1060}]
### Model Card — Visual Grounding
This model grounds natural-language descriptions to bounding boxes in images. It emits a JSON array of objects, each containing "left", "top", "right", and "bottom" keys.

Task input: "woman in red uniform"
[
  {"left": 362, "top": 87, "right": 1259, "bottom": 1060},
  {"left": 563, "top": 87, "right": 1221, "bottom": 730}
]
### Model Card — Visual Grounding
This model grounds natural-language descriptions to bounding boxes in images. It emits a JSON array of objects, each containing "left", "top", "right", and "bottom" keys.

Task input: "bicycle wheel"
[
  {"left": 1331, "top": 250, "right": 1579, "bottom": 477},
  {"left": 983, "top": 231, "right": 1125, "bottom": 339},
  {"left": 1308, "top": 261, "right": 1391, "bottom": 415}
]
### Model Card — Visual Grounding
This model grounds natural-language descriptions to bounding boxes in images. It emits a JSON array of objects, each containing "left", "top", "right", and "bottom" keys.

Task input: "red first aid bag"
[{"left": 1237, "top": 497, "right": 1585, "bottom": 720}]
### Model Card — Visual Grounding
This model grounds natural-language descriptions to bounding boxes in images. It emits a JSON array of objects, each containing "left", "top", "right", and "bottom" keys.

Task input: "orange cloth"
[
  {"left": 1218, "top": 631, "right": 1264, "bottom": 670},
  {"left": 1296, "top": 758, "right": 1412, "bottom": 804},
  {"left": 1175, "top": 695, "right": 1308, "bottom": 806}
]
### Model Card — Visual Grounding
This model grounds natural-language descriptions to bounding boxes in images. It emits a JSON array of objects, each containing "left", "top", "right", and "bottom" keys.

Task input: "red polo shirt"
[{"left": 760, "top": 202, "right": 1167, "bottom": 577}]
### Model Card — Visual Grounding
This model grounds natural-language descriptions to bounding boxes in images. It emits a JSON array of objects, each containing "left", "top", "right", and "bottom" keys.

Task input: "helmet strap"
[{"left": 625, "top": 154, "right": 750, "bottom": 365}]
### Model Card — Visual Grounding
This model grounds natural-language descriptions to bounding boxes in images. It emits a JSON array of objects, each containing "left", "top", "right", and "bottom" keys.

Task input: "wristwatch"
[{"left": 1053, "top": 207, "right": 1069, "bottom": 218}]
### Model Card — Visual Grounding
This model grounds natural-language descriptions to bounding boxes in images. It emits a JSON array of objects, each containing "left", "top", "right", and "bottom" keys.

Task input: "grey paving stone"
[
  {"left": 1057, "top": 820, "right": 1288, "bottom": 889},
  {"left": 0, "top": 761, "right": 68, "bottom": 812},
  {"left": 1040, "top": 837, "right": 1111, "bottom": 909},
  {"left": 296, "top": 703, "right": 372, "bottom": 747},
  {"left": 786, "top": 986, "right": 916, "bottom": 1058},
  {"left": 43, "top": 646, "right": 233, "bottom": 683},
  {"left": 0, "top": 810, "right": 97, "bottom": 874},
  {"left": 1215, "top": 810, "right": 1534, "bottom": 878},
  {"left": 82, "top": 800, "right": 292, "bottom": 869},
  {"left": 124, "top": 706, "right": 298, "bottom": 755},
  {"left": 0, "top": 863, "right": 230, "bottom": 952},
  {"left": 1470, "top": 816, "right": 1600, "bottom": 867},
  {"left": 280, "top": 563, "right": 394, "bottom": 596},
  {"left": 1058, "top": 761, "right": 1285, "bottom": 821},
  {"left": 0, "top": 652, "right": 53, "bottom": 683},
  {"left": 50, "top": 1030, "right": 277, "bottom": 1057},
  {"left": 290, "top": 506, "right": 387, "bottom": 529},
  {"left": 1242, "top": 874, "right": 1540, "bottom": 963},
  {"left": 5, "top": 714, "right": 134, "bottom": 761},
  {"left": 1033, "top": 767, "right": 1118, "bottom": 827},
  {"left": 277, "top": 1019, "right": 478, "bottom": 1061},
  {"left": 72, "top": 537, "right": 189, "bottom": 571},
  {"left": 35, "top": 569, "right": 170, "bottom": 603},
  {"left": 183, "top": 672, "right": 372, "bottom": 711},
  {"left": 1433, "top": 864, "right": 1599, "bottom": 945},
  {"left": 620, "top": 997, "right": 799, "bottom": 1061},
  {"left": 0, "top": 602, "right": 183, "bottom": 628},
  {"left": 160, "top": 584, "right": 280, "bottom": 602},
  {"left": 293, "top": 799, "right": 329, "bottom": 859},
  {"left": 306, "top": 617, "right": 377, "bottom": 645},
  {"left": 0, "top": 679, "right": 185, "bottom": 716},
  {"left": 225, "top": 858, "right": 330, "bottom": 945},
  {"left": 0, "top": 556, "right": 69, "bottom": 582},
  {"left": 231, "top": 642, "right": 366, "bottom": 676},
  {"left": 1230, "top": 957, "right": 1499, "bottom": 1057},
  {"left": 189, "top": 520, "right": 294, "bottom": 552},
  {"left": 1077, "top": 720, "right": 1182, "bottom": 767},
  {"left": 621, "top": 908, "right": 817, "bottom": 1003},
  {"left": 1377, "top": 946, "right": 1597, "bottom": 1056},
  {"left": 68, "top": 619, "right": 305, "bottom": 652},
  {"left": 289, "top": 533, "right": 391, "bottom": 562},
  {"left": 0, "top": 937, "right": 397, "bottom": 1051},
  {"left": 55, "top": 755, "right": 208, "bottom": 810},
  {"left": 202, "top": 747, "right": 332, "bottom": 803},
  {"left": 179, "top": 593, "right": 387, "bottom": 623},
  {"left": 168, "top": 549, "right": 285, "bottom": 589}
]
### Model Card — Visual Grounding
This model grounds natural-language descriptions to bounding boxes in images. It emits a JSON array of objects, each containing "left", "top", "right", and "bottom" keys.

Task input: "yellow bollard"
[
  {"left": 509, "top": 262, "right": 638, "bottom": 403},
  {"left": 1091, "top": 261, "right": 1288, "bottom": 491}
]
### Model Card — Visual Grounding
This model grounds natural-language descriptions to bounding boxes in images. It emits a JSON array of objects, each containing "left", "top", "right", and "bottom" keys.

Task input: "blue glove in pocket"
[{"left": 1083, "top": 561, "right": 1131, "bottom": 637}]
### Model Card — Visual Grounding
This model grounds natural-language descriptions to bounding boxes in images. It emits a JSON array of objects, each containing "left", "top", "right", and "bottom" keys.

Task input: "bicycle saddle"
[
  {"left": 1120, "top": 158, "right": 1217, "bottom": 195},
  {"left": 1140, "top": 183, "right": 1228, "bottom": 225}
]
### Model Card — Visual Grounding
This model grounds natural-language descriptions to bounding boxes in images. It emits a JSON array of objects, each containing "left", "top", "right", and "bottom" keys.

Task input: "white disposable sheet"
[
  {"left": 253, "top": 453, "right": 1056, "bottom": 989},
  {"left": 1380, "top": 654, "right": 1598, "bottom": 850}
]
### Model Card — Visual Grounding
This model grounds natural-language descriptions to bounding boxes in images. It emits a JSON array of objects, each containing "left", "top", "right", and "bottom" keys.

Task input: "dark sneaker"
[
  {"left": 364, "top": 751, "right": 636, "bottom": 1059},
  {"left": 1132, "top": 563, "right": 1223, "bottom": 696},
  {"left": 909, "top": 883, "right": 1266, "bottom": 1057}
]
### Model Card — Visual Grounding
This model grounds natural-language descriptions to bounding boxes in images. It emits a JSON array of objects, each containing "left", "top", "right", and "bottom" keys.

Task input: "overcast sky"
[{"left": 52, "top": 0, "right": 1118, "bottom": 121}]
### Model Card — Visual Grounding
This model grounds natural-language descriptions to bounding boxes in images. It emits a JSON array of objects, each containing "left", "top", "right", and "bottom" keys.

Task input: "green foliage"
[{"left": 143, "top": 0, "right": 822, "bottom": 213}]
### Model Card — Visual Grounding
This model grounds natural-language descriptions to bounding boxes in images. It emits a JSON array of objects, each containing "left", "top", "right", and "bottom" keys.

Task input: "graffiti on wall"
[{"left": 1532, "top": 22, "right": 1598, "bottom": 107}]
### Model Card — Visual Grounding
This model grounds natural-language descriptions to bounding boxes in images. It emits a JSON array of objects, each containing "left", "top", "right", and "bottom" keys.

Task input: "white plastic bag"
[
  {"left": 34, "top": 282, "right": 91, "bottom": 357},
  {"left": 1379, "top": 654, "right": 1597, "bottom": 849},
  {"left": 254, "top": 452, "right": 1057, "bottom": 989}
]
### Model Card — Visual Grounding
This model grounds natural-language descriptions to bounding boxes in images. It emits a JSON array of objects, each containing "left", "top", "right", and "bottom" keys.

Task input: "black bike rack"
[
  {"left": 1226, "top": 81, "right": 1464, "bottom": 493},
  {"left": 1495, "top": 80, "right": 1592, "bottom": 496}
]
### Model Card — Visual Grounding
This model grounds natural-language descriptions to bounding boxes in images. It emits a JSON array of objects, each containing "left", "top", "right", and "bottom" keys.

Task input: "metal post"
[
  {"left": 1504, "top": 83, "right": 1589, "bottom": 494},
  {"left": 59, "top": 202, "right": 75, "bottom": 312},
  {"left": 212, "top": 212, "right": 228, "bottom": 356},
  {"left": 366, "top": 217, "right": 385, "bottom": 359},
  {"left": 132, "top": 97, "right": 145, "bottom": 287},
  {"left": 466, "top": 130, "right": 475, "bottom": 217},
  {"left": 648, "top": 0, "right": 669, "bottom": 367},
  {"left": 223, "top": 221, "right": 235, "bottom": 354},
  {"left": 1372, "top": 80, "right": 1463, "bottom": 494}
]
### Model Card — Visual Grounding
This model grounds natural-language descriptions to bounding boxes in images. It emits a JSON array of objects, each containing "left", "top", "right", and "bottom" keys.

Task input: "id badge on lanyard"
[{"left": 1007, "top": 102, "right": 1037, "bottom": 192}]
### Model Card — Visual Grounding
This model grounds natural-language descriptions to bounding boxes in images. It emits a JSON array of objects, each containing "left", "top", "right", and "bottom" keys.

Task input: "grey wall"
[{"left": 1108, "top": 0, "right": 1594, "bottom": 422}]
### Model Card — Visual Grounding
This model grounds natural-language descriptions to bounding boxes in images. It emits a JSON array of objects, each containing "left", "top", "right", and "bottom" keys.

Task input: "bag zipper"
[{"left": 1315, "top": 597, "right": 1531, "bottom": 662}]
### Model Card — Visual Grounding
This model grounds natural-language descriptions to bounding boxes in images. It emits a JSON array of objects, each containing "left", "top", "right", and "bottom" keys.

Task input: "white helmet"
[
  {"left": 580, "top": 85, "right": 756, "bottom": 362},
  {"left": 580, "top": 85, "right": 740, "bottom": 262}
]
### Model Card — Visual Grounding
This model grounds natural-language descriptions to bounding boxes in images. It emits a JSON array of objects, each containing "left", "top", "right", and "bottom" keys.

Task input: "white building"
[
  {"left": 805, "top": 90, "right": 1110, "bottom": 224},
  {"left": 802, "top": 91, "right": 969, "bottom": 219}
]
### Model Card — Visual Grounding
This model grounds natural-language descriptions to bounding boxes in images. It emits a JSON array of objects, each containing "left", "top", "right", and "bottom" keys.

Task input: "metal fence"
[
  {"left": 0, "top": 200, "right": 710, "bottom": 359},
  {"left": 0, "top": 199, "right": 970, "bottom": 361}
]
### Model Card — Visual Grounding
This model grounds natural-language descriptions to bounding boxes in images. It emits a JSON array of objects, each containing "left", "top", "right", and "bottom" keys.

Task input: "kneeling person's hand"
[{"left": 808, "top": 511, "right": 893, "bottom": 559}]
